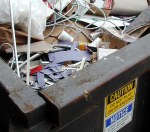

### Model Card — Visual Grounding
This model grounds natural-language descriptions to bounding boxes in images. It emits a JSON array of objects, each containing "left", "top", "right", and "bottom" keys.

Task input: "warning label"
[
  {"left": 103, "top": 79, "right": 137, "bottom": 132},
  {"left": 105, "top": 80, "right": 136, "bottom": 117},
  {"left": 105, "top": 103, "right": 133, "bottom": 132}
]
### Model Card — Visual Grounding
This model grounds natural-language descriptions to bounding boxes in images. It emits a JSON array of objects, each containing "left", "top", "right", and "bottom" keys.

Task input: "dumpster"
[{"left": 0, "top": 33, "right": 150, "bottom": 132}]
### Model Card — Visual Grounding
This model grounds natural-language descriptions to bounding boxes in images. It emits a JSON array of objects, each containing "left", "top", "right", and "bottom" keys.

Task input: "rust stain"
[
  {"left": 78, "top": 78, "right": 93, "bottom": 86},
  {"left": 23, "top": 103, "right": 34, "bottom": 112},
  {"left": 84, "top": 90, "right": 92, "bottom": 102}
]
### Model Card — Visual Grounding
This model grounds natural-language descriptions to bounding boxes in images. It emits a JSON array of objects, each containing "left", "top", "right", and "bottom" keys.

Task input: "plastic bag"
[{"left": 0, "top": 0, "right": 51, "bottom": 39}]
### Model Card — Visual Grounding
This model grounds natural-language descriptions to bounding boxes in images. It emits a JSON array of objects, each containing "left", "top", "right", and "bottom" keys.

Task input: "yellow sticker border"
[{"left": 105, "top": 79, "right": 138, "bottom": 117}]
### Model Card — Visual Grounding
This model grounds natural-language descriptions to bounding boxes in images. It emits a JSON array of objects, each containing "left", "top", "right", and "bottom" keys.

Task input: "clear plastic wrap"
[{"left": 0, "top": 0, "right": 51, "bottom": 39}]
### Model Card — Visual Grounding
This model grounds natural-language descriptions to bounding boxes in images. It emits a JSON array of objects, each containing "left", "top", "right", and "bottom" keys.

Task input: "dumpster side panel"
[{"left": 1, "top": 34, "right": 150, "bottom": 131}]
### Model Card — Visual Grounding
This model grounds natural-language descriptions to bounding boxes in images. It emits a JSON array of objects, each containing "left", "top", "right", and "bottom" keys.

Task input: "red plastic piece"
[{"left": 30, "top": 65, "right": 43, "bottom": 75}]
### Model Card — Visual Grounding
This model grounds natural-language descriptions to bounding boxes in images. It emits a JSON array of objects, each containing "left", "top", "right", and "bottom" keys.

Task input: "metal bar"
[
  {"left": 26, "top": 1, "right": 32, "bottom": 85},
  {"left": 9, "top": 0, "right": 20, "bottom": 77}
]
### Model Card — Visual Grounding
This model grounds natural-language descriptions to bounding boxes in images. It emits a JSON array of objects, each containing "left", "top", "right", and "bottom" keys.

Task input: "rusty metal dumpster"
[{"left": 0, "top": 34, "right": 150, "bottom": 132}]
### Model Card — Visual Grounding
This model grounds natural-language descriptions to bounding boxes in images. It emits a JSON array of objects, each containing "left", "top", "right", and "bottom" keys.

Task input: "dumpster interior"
[
  {"left": 0, "top": 0, "right": 149, "bottom": 90},
  {"left": 0, "top": 0, "right": 150, "bottom": 132}
]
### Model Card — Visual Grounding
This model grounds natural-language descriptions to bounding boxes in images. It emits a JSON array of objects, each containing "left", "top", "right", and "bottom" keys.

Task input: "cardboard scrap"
[
  {"left": 90, "top": 0, "right": 114, "bottom": 17},
  {"left": 44, "top": 21, "right": 92, "bottom": 44},
  {"left": 0, "top": 26, "right": 42, "bottom": 45},
  {"left": 5, "top": 40, "right": 62, "bottom": 53}
]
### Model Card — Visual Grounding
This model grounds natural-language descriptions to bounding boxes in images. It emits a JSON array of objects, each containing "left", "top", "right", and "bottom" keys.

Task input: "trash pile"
[{"left": 0, "top": 0, "right": 149, "bottom": 90}]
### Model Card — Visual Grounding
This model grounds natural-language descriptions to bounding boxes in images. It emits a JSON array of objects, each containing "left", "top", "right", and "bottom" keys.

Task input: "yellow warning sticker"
[{"left": 105, "top": 79, "right": 137, "bottom": 117}]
